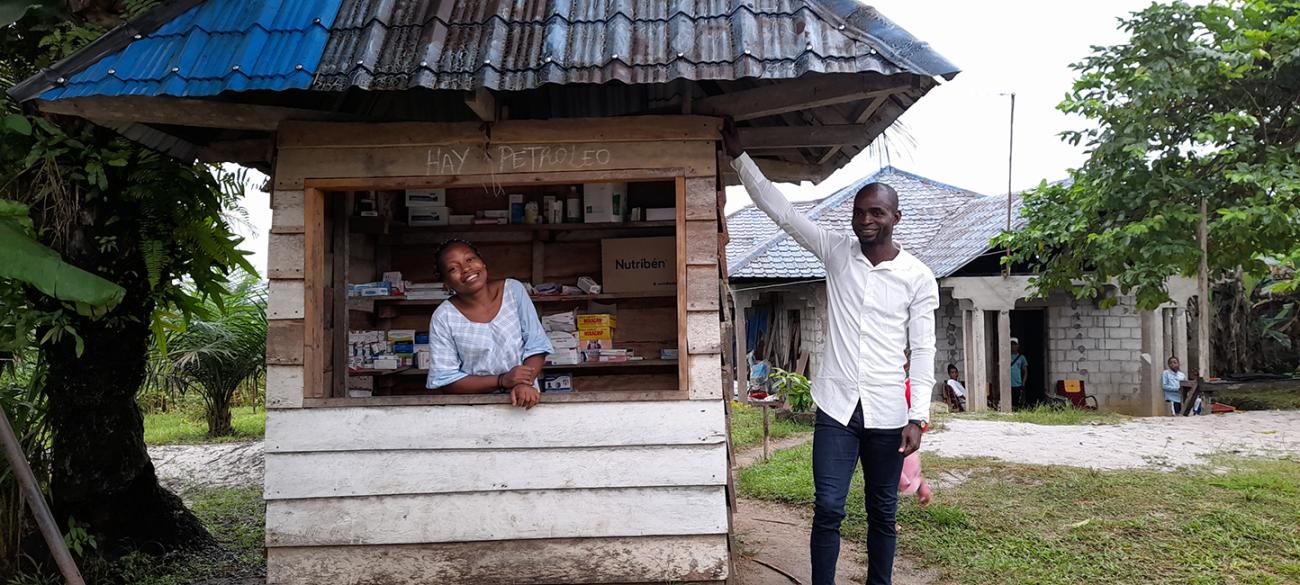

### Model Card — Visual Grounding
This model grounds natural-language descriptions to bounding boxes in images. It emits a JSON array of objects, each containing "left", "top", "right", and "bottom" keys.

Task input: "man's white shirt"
[{"left": 733, "top": 153, "right": 940, "bottom": 428}]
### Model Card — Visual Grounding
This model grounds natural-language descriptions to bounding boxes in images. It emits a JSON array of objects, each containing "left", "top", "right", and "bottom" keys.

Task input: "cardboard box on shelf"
[
  {"left": 547, "top": 331, "right": 579, "bottom": 349},
  {"left": 543, "top": 373, "right": 573, "bottom": 393},
  {"left": 601, "top": 237, "right": 676, "bottom": 292},
  {"left": 409, "top": 206, "right": 449, "bottom": 226},
  {"left": 583, "top": 182, "right": 626, "bottom": 223},
  {"left": 406, "top": 189, "right": 446, "bottom": 207},
  {"left": 644, "top": 207, "right": 675, "bottom": 221},
  {"left": 578, "top": 326, "right": 613, "bottom": 351},
  {"left": 576, "top": 314, "right": 616, "bottom": 329},
  {"left": 547, "top": 349, "right": 580, "bottom": 365},
  {"left": 509, "top": 193, "right": 525, "bottom": 224}
]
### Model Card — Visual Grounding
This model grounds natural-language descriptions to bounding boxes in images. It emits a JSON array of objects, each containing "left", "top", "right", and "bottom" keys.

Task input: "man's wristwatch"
[{"left": 908, "top": 419, "right": 928, "bottom": 432}]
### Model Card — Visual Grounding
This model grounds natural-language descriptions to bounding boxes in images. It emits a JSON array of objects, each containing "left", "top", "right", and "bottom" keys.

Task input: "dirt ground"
[
  {"left": 149, "top": 441, "right": 263, "bottom": 493},
  {"left": 730, "top": 435, "right": 938, "bottom": 585},
  {"left": 926, "top": 410, "right": 1300, "bottom": 469}
]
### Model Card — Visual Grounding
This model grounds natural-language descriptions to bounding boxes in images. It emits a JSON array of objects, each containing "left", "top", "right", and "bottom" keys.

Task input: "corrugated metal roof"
[
  {"left": 38, "top": 0, "right": 340, "bottom": 100},
  {"left": 922, "top": 193, "right": 1028, "bottom": 278},
  {"left": 20, "top": 0, "right": 956, "bottom": 101},
  {"left": 311, "top": 0, "right": 934, "bottom": 92},
  {"left": 726, "top": 167, "right": 997, "bottom": 279}
]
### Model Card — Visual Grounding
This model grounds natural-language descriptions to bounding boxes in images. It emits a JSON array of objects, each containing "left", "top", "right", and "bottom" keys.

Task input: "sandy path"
[
  {"left": 731, "top": 436, "right": 936, "bottom": 585},
  {"left": 925, "top": 410, "right": 1300, "bottom": 469},
  {"left": 149, "top": 441, "right": 263, "bottom": 492}
]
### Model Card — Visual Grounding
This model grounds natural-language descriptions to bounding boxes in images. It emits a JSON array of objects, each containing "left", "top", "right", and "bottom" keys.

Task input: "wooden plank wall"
[
  {"left": 264, "top": 116, "right": 731, "bottom": 584},
  {"left": 264, "top": 402, "right": 730, "bottom": 584}
]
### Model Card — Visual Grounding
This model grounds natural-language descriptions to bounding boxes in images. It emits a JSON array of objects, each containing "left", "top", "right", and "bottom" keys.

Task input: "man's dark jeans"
[{"left": 811, "top": 405, "right": 904, "bottom": 585}]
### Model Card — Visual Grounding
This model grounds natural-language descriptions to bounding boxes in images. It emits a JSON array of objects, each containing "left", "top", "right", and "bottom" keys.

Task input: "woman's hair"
[
  {"left": 434, "top": 238, "right": 483, "bottom": 281},
  {"left": 946, "top": 363, "right": 958, "bottom": 372}
]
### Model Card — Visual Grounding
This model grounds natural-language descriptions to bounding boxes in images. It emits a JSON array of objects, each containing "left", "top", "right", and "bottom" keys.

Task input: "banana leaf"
[{"left": 0, "top": 220, "right": 124, "bottom": 309}]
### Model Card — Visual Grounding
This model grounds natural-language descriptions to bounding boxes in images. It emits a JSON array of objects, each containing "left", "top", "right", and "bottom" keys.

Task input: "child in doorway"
[{"left": 901, "top": 351, "right": 932, "bottom": 506}]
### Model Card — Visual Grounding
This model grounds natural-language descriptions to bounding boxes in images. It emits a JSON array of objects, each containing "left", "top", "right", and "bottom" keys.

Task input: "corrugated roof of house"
[
  {"left": 14, "top": 0, "right": 957, "bottom": 100},
  {"left": 726, "top": 167, "right": 1028, "bottom": 279}
]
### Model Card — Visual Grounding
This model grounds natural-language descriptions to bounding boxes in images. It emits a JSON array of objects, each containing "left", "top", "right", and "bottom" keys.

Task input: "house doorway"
[{"left": 1010, "top": 309, "right": 1048, "bottom": 408}]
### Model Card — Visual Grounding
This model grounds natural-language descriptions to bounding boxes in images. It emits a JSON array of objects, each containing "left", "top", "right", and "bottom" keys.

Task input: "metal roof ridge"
[{"left": 879, "top": 167, "right": 986, "bottom": 198}]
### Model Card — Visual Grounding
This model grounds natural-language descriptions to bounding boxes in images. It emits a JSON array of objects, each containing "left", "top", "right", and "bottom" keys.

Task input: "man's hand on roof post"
[{"left": 721, "top": 116, "right": 744, "bottom": 159}]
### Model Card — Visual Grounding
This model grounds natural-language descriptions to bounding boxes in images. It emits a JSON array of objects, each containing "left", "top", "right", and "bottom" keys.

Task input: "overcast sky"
[{"left": 233, "top": 0, "right": 1154, "bottom": 275}]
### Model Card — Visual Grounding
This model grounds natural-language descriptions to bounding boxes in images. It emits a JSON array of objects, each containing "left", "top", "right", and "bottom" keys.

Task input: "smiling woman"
[{"left": 425, "top": 240, "right": 552, "bottom": 409}]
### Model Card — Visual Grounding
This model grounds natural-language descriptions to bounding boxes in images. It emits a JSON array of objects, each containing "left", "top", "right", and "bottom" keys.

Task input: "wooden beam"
[
  {"left": 277, "top": 116, "right": 722, "bottom": 149},
  {"left": 196, "top": 138, "right": 273, "bottom": 164},
  {"left": 694, "top": 75, "right": 906, "bottom": 122},
  {"left": 738, "top": 124, "right": 874, "bottom": 149},
  {"left": 464, "top": 87, "right": 496, "bottom": 122},
  {"left": 36, "top": 96, "right": 348, "bottom": 131},
  {"left": 817, "top": 93, "right": 890, "bottom": 164}
]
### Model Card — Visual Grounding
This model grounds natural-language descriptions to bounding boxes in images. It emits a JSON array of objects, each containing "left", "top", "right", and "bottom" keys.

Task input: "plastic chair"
[{"left": 1055, "top": 379, "right": 1098, "bottom": 410}]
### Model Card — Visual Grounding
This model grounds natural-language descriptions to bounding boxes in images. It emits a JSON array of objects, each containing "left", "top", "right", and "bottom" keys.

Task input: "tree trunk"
[
  {"left": 205, "top": 390, "right": 234, "bottom": 438},
  {"left": 42, "top": 291, "right": 214, "bottom": 556},
  {"left": 37, "top": 198, "right": 214, "bottom": 556}
]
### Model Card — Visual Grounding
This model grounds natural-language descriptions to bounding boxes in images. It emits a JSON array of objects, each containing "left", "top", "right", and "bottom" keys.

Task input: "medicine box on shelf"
[{"left": 406, "top": 189, "right": 446, "bottom": 207}]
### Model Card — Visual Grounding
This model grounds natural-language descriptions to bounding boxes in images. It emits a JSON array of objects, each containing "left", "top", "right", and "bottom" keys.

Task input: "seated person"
[
  {"left": 425, "top": 239, "right": 553, "bottom": 409},
  {"left": 941, "top": 363, "right": 968, "bottom": 412}
]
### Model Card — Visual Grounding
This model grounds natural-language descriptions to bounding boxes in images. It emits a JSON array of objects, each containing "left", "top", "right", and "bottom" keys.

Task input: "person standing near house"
[
  {"left": 1010, "top": 338, "right": 1028, "bottom": 408},
  {"left": 722, "top": 121, "right": 939, "bottom": 585},
  {"left": 1162, "top": 356, "right": 1187, "bottom": 414}
]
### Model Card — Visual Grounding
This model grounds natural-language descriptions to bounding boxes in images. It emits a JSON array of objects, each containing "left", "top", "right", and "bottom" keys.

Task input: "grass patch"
[
  {"left": 957, "top": 404, "right": 1129, "bottom": 426},
  {"left": 143, "top": 406, "right": 266, "bottom": 445},
  {"left": 1217, "top": 382, "right": 1300, "bottom": 411},
  {"left": 739, "top": 448, "right": 1300, "bottom": 585},
  {"left": 97, "top": 486, "right": 266, "bottom": 585},
  {"left": 730, "top": 402, "right": 813, "bottom": 450}
]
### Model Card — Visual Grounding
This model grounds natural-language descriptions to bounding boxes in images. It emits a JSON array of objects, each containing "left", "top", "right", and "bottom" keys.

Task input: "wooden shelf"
[
  {"left": 348, "top": 367, "right": 412, "bottom": 377},
  {"left": 394, "top": 220, "right": 673, "bottom": 233},
  {"left": 349, "top": 290, "right": 674, "bottom": 311},
  {"left": 396, "top": 359, "right": 677, "bottom": 376}
]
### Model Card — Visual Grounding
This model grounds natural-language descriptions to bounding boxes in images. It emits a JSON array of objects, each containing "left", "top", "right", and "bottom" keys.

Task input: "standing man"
[
  {"left": 1010, "top": 337, "right": 1028, "bottom": 408},
  {"left": 722, "top": 123, "right": 938, "bottom": 585}
]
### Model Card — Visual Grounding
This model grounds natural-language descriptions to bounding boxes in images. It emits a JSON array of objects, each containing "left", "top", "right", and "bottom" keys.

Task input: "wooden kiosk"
[
  {"left": 9, "top": 1, "right": 958, "bottom": 582},
  {"left": 261, "top": 118, "right": 735, "bottom": 583}
]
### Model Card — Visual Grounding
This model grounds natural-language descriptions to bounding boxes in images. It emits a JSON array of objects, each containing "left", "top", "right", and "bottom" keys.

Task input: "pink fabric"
[
  {"left": 898, "top": 452, "right": 925, "bottom": 496},
  {"left": 900, "top": 377, "right": 930, "bottom": 502}
]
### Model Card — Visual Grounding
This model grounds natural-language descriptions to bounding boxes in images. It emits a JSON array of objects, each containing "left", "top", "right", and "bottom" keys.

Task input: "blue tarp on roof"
[{"left": 40, "top": 0, "right": 340, "bottom": 100}]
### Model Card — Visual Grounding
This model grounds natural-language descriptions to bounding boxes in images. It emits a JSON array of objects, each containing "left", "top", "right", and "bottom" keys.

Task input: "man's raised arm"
[{"left": 721, "top": 120, "right": 836, "bottom": 262}]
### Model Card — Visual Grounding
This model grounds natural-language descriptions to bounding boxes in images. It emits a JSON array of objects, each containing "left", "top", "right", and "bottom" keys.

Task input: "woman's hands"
[
  {"left": 511, "top": 384, "right": 541, "bottom": 409},
  {"left": 500, "top": 364, "right": 539, "bottom": 389}
]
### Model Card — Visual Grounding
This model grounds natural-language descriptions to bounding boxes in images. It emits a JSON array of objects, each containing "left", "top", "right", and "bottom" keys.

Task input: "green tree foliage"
[
  {"left": 1, "top": 2, "right": 256, "bottom": 569},
  {"left": 147, "top": 273, "right": 266, "bottom": 438},
  {"left": 1001, "top": 0, "right": 1300, "bottom": 310}
]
